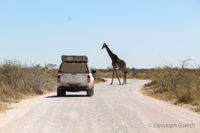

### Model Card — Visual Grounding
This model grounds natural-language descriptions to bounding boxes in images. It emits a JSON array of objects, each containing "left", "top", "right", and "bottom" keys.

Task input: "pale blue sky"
[{"left": 0, "top": 0, "right": 200, "bottom": 68}]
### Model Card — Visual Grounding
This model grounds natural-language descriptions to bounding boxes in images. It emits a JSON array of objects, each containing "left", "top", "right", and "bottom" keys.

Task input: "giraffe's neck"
[{"left": 105, "top": 46, "right": 117, "bottom": 61}]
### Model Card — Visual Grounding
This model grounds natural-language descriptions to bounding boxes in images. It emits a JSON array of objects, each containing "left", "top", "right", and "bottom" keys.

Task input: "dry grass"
[
  {"left": 144, "top": 61, "right": 200, "bottom": 112},
  {"left": 95, "top": 68, "right": 153, "bottom": 79},
  {"left": 0, "top": 60, "right": 57, "bottom": 111}
]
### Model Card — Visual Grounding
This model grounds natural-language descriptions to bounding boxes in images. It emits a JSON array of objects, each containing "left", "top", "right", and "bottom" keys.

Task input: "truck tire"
[
  {"left": 57, "top": 88, "right": 65, "bottom": 96},
  {"left": 61, "top": 89, "right": 66, "bottom": 96},
  {"left": 57, "top": 89, "right": 62, "bottom": 96},
  {"left": 87, "top": 89, "right": 94, "bottom": 97}
]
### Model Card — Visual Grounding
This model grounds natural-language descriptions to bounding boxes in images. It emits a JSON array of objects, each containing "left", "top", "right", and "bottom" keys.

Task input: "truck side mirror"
[
  {"left": 92, "top": 70, "right": 96, "bottom": 74},
  {"left": 91, "top": 70, "right": 96, "bottom": 78}
]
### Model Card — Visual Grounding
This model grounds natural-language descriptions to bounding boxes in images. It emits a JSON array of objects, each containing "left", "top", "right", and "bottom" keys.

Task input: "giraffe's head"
[{"left": 102, "top": 43, "right": 107, "bottom": 49}]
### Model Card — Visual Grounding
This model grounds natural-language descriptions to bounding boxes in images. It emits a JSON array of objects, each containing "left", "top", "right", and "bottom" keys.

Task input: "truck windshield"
[{"left": 58, "top": 62, "right": 89, "bottom": 73}]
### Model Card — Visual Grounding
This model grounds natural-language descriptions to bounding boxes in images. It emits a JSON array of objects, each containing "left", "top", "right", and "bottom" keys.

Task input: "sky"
[{"left": 0, "top": 0, "right": 200, "bottom": 68}]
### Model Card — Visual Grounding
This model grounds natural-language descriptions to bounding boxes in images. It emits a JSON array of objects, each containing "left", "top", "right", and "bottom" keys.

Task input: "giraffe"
[{"left": 102, "top": 43, "right": 127, "bottom": 85}]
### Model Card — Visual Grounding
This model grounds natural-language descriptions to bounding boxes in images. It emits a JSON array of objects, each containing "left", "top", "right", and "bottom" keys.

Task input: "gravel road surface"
[{"left": 0, "top": 79, "right": 200, "bottom": 133}]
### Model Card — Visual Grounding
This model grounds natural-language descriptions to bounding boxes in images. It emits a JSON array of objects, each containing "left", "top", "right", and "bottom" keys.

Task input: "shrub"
[
  {"left": 144, "top": 60, "right": 200, "bottom": 111},
  {"left": 0, "top": 60, "right": 56, "bottom": 111}
]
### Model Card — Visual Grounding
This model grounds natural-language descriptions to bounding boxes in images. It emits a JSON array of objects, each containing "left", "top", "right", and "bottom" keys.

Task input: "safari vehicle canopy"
[
  {"left": 61, "top": 55, "right": 88, "bottom": 62},
  {"left": 59, "top": 55, "right": 89, "bottom": 73}
]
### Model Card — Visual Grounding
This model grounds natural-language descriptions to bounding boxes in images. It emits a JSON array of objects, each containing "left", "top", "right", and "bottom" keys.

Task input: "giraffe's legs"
[
  {"left": 114, "top": 69, "right": 121, "bottom": 85},
  {"left": 123, "top": 71, "right": 127, "bottom": 85},
  {"left": 122, "top": 70, "right": 127, "bottom": 85},
  {"left": 110, "top": 69, "right": 115, "bottom": 85},
  {"left": 122, "top": 72, "right": 125, "bottom": 85},
  {"left": 124, "top": 74, "right": 127, "bottom": 84},
  {"left": 125, "top": 72, "right": 127, "bottom": 84}
]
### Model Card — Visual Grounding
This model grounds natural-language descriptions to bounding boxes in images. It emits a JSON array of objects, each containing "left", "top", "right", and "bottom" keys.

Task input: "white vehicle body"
[
  {"left": 58, "top": 73, "right": 94, "bottom": 89},
  {"left": 57, "top": 55, "right": 95, "bottom": 96}
]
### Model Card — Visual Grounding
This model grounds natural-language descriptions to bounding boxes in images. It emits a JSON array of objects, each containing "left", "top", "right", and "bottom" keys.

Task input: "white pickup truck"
[{"left": 57, "top": 55, "right": 95, "bottom": 96}]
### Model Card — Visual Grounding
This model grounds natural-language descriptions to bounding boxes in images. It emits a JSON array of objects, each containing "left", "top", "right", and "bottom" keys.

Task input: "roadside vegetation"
[
  {"left": 96, "top": 61, "right": 200, "bottom": 112},
  {"left": 2, "top": 60, "right": 200, "bottom": 113},
  {"left": 143, "top": 61, "right": 200, "bottom": 112},
  {"left": 95, "top": 68, "right": 153, "bottom": 79},
  {"left": 0, "top": 60, "right": 57, "bottom": 111}
]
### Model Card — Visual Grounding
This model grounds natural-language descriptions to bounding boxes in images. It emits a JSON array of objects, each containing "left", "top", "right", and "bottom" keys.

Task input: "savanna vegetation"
[
  {"left": 95, "top": 68, "right": 153, "bottom": 80},
  {"left": 95, "top": 60, "right": 200, "bottom": 112},
  {"left": 0, "top": 60, "right": 57, "bottom": 111},
  {"left": 143, "top": 61, "right": 200, "bottom": 112},
  {"left": 1, "top": 59, "right": 200, "bottom": 113}
]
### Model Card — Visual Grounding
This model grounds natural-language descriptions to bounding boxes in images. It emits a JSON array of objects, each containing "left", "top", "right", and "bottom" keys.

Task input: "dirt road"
[{"left": 0, "top": 79, "right": 200, "bottom": 133}]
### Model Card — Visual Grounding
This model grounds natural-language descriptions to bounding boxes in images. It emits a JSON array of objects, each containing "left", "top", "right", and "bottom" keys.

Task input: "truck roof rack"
[{"left": 61, "top": 55, "right": 88, "bottom": 62}]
